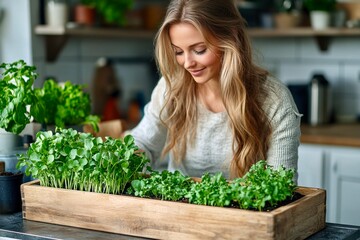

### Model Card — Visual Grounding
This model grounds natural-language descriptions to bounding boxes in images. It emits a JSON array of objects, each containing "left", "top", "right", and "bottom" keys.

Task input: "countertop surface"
[
  {"left": 301, "top": 123, "right": 360, "bottom": 148},
  {"left": 1, "top": 212, "right": 360, "bottom": 240}
]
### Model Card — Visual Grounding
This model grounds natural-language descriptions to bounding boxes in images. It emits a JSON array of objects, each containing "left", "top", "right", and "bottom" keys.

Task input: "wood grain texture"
[
  {"left": 83, "top": 119, "right": 125, "bottom": 140},
  {"left": 301, "top": 123, "right": 360, "bottom": 147},
  {"left": 21, "top": 181, "right": 326, "bottom": 240}
]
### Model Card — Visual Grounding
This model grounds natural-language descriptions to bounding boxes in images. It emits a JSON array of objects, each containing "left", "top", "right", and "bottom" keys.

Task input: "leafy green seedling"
[{"left": 17, "top": 129, "right": 149, "bottom": 194}]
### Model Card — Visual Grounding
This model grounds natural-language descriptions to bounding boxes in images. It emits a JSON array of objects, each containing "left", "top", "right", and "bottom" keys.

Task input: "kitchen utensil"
[{"left": 308, "top": 73, "right": 332, "bottom": 126}]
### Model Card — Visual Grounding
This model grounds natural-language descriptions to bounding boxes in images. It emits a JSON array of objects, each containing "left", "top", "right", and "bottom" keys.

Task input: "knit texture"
[{"left": 131, "top": 77, "right": 301, "bottom": 183}]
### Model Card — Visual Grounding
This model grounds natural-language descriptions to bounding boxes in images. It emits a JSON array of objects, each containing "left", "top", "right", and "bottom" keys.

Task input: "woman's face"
[{"left": 169, "top": 22, "right": 222, "bottom": 84}]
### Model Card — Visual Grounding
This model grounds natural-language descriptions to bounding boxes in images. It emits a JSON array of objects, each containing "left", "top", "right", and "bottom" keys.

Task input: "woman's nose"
[{"left": 184, "top": 54, "right": 195, "bottom": 69}]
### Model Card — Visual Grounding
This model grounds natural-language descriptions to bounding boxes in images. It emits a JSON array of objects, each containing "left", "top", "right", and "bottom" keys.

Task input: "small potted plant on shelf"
[
  {"left": 273, "top": 0, "right": 302, "bottom": 29},
  {"left": 74, "top": 0, "right": 97, "bottom": 27},
  {"left": 79, "top": 0, "right": 134, "bottom": 27},
  {"left": 303, "top": 0, "right": 337, "bottom": 29}
]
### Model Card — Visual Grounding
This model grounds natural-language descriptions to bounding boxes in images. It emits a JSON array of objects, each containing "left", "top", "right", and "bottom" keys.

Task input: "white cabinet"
[
  {"left": 328, "top": 149, "right": 360, "bottom": 225},
  {"left": 298, "top": 143, "right": 360, "bottom": 225},
  {"left": 298, "top": 144, "right": 325, "bottom": 188}
]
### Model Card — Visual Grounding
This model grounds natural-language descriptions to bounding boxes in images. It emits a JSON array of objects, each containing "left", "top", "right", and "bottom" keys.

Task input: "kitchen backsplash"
[
  {"left": 1, "top": 1, "right": 359, "bottom": 123},
  {"left": 32, "top": 35, "right": 360, "bottom": 124},
  {"left": 252, "top": 37, "right": 360, "bottom": 123}
]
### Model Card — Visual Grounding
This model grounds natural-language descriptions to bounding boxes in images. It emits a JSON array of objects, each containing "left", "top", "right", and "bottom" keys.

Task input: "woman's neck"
[{"left": 197, "top": 81, "right": 225, "bottom": 113}]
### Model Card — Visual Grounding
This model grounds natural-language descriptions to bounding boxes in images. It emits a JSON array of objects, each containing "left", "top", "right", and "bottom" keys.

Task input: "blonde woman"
[{"left": 131, "top": 0, "right": 301, "bottom": 182}]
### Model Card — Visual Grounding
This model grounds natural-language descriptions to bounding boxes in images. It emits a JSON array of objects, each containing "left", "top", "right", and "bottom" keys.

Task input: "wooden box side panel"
[
  {"left": 21, "top": 181, "right": 325, "bottom": 240},
  {"left": 272, "top": 187, "right": 326, "bottom": 240},
  {"left": 21, "top": 181, "right": 274, "bottom": 240}
]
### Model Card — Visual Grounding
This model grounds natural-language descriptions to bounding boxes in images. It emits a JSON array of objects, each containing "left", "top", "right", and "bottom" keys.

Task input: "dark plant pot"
[{"left": 0, "top": 172, "right": 23, "bottom": 214}]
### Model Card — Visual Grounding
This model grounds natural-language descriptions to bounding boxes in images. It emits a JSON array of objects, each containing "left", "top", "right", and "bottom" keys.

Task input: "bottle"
[{"left": 308, "top": 73, "right": 332, "bottom": 126}]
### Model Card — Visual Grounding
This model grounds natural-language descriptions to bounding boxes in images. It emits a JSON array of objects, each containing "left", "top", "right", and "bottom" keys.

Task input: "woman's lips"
[{"left": 189, "top": 68, "right": 205, "bottom": 77}]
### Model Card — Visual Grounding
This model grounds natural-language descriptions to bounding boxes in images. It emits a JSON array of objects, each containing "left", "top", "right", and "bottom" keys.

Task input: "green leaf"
[
  {"left": 70, "top": 149, "right": 77, "bottom": 160},
  {"left": 47, "top": 155, "right": 55, "bottom": 164},
  {"left": 79, "top": 158, "right": 88, "bottom": 167},
  {"left": 0, "top": 60, "right": 38, "bottom": 134},
  {"left": 84, "top": 139, "right": 94, "bottom": 150},
  {"left": 29, "top": 153, "right": 40, "bottom": 162}
]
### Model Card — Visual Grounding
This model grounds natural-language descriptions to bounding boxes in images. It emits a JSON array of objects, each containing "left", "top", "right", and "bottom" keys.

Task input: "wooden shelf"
[
  {"left": 247, "top": 27, "right": 360, "bottom": 37},
  {"left": 247, "top": 27, "right": 360, "bottom": 51},
  {"left": 35, "top": 25, "right": 157, "bottom": 38},
  {"left": 34, "top": 25, "right": 360, "bottom": 62},
  {"left": 35, "top": 25, "right": 157, "bottom": 62}
]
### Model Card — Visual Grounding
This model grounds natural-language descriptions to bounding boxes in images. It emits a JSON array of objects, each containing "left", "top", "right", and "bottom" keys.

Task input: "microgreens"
[
  {"left": 128, "top": 160, "right": 297, "bottom": 211},
  {"left": 129, "top": 167, "right": 193, "bottom": 201},
  {"left": 18, "top": 132, "right": 296, "bottom": 212},
  {"left": 230, "top": 160, "right": 297, "bottom": 211},
  {"left": 17, "top": 128, "right": 149, "bottom": 194}
]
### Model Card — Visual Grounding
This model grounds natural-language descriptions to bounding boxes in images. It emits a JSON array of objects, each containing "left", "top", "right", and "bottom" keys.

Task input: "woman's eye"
[
  {"left": 175, "top": 51, "right": 183, "bottom": 56},
  {"left": 194, "top": 49, "right": 206, "bottom": 55}
]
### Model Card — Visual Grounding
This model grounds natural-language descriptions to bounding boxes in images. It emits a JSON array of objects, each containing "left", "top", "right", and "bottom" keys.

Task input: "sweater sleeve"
[
  {"left": 130, "top": 78, "right": 168, "bottom": 165},
  {"left": 265, "top": 80, "right": 302, "bottom": 184}
]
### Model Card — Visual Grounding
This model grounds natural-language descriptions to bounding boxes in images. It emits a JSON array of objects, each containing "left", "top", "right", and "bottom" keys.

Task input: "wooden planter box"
[{"left": 21, "top": 180, "right": 326, "bottom": 240}]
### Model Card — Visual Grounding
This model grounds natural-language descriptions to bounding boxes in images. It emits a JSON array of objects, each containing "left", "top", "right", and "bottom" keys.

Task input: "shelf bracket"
[
  {"left": 44, "top": 35, "right": 68, "bottom": 62},
  {"left": 315, "top": 36, "right": 331, "bottom": 52}
]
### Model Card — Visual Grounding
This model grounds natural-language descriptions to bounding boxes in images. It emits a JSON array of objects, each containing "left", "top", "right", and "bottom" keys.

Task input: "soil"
[{"left": 261, "top": 192, "right": 304, "bottom": 212}]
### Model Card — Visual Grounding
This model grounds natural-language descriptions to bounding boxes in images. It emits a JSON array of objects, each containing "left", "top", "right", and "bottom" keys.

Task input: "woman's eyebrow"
[{"left": 171, "top": 42, "right": 205, "bottom": 49}]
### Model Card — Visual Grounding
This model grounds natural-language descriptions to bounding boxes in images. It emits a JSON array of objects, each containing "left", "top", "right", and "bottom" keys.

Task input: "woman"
[{"left": 130, "top": 0, "right": 301, "bottom": 182}]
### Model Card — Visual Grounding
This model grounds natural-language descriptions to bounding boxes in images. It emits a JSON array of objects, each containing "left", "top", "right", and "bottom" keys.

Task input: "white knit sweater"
[{"left": 131, "top": 77, "right": 301, "bottom": 183}]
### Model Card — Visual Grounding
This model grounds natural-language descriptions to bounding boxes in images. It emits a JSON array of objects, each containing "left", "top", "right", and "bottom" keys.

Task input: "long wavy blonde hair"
[{"left": 155, "top": 0, "right": 272, "bottom": 178}]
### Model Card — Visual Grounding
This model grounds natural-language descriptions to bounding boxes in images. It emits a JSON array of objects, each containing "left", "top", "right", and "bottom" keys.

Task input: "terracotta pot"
[
  {"left": 274, "top": 12, "right": 301, "bottom": 29},
  {"left": 143, "top": 5, "right": 166, "bottom": 30},
  {"left": 74, "top": 4, "right": 96, "bottom": 26}
]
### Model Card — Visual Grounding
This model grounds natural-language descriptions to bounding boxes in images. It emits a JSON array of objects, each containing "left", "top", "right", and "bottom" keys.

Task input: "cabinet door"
[
  {"left": 328, "top": 148, "right": 360, "bottom": 225},
  {"left": 298, "top": 144, "right": 324, "bottom": 188}
]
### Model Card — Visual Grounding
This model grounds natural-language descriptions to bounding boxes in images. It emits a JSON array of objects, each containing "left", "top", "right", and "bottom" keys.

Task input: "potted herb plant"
[
  {"left": 1, "top": 60, "right": 99, "bottom": 135},
  {"left": 304, "top": 0, "right": 337, "bottom": 29},
  {"left": 74, "top": 0, "right": 97, "bottom": 27},
  {"left": 273, "top": 0, "right": 302, "bottom": 28},
  {"left": 31, "top": 79, "right": 100, "bottom": 132},
  {"left": 80, "top": 0, "right": 134, "bottom": 27},
  {"left": 0, "top": 60, "right": 37, "bottom": 136},
  {"left": 0, "top": 60, "right": 36, "bottom": 213}
]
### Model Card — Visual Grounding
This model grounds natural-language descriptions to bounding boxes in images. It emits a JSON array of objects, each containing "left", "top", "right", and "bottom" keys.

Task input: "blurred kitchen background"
[
  {"left": 1, "top": 0, "right": 360, "bottom": 225},
  {"left": 0, "top": 0, "right": 360, "bottom": 123}
]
